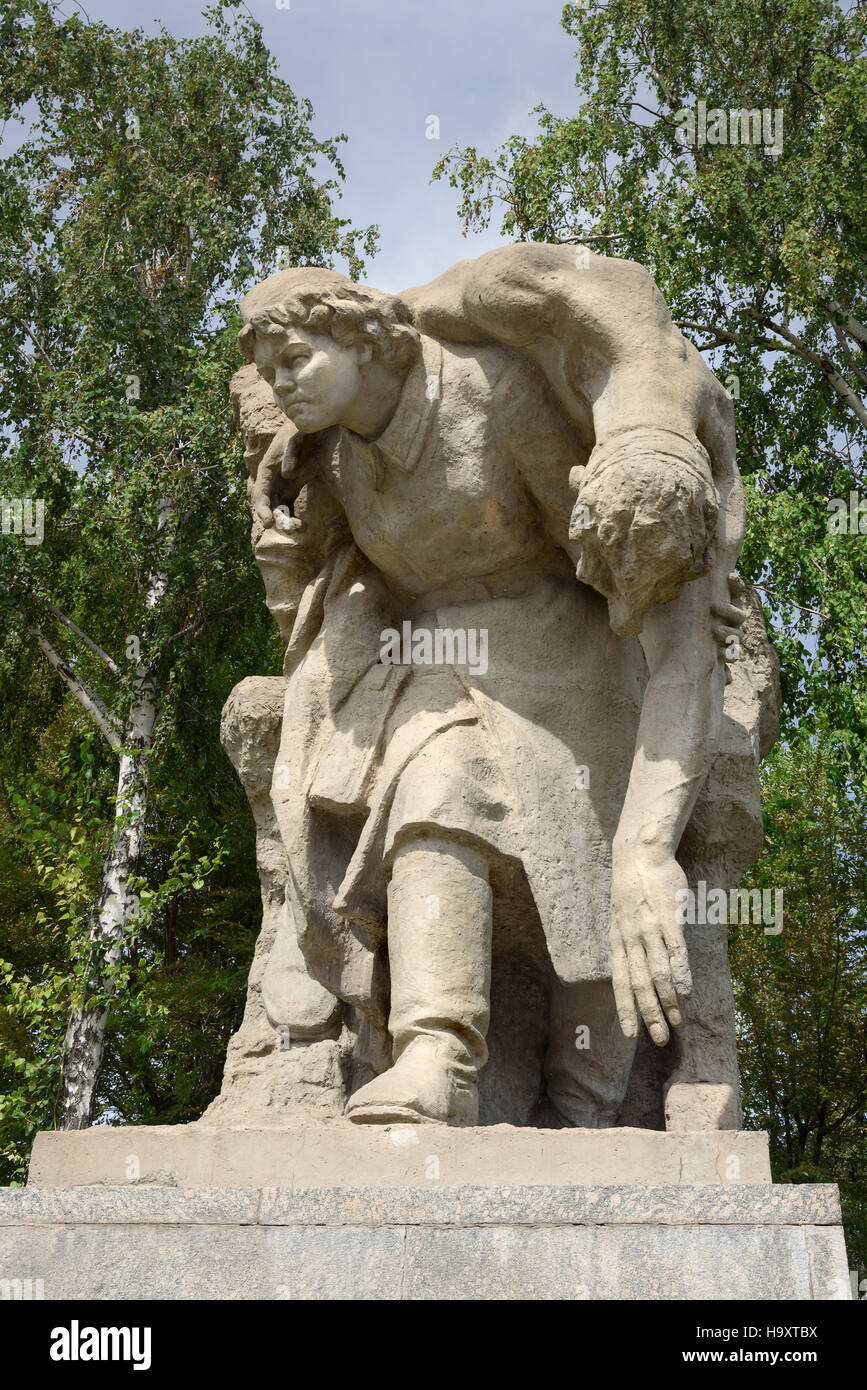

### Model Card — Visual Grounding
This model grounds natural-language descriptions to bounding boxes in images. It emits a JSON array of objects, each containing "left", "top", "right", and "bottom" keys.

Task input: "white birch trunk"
[
  {"left": 57, "top": 500, "right": 172, "bottom": 1129},
  {"left": 56, "top": 669, "right": 158, "bottom": 1128}
]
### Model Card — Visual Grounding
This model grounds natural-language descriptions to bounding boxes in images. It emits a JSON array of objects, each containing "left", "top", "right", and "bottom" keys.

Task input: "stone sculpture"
[
  {"left": 9, "top": 246, "right": 850, "bottom": 1308},
  {"left": 202, "top": 243, "right": 779, "bottom": 1133}
]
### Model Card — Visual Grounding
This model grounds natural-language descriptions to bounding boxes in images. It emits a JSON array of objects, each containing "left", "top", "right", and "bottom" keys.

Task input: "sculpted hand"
[
  {"left": 610, "top": 851, "right": 692, "bottom": 1046},
  {"left": 250, "top": 435, "right": 287, "bottom": 529},
  {"left": 710, "top": 573, "right": 747, "bottom": 685},
  {"left": 250, "top": 424, "right": 304, "bottom": 530}
]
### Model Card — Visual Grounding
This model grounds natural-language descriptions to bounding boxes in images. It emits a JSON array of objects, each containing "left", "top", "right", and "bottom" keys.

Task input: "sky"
[{"left": 51, "top": 0, "right": 583, "bottom": 292}]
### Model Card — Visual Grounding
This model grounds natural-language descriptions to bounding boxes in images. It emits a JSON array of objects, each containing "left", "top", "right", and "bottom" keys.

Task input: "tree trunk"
[
  {"left": 57, "top": 498, "right": 171, "bottom": 1129},
  {"left": 57, "top": 667, "right": 158, "bottom": 1128}
]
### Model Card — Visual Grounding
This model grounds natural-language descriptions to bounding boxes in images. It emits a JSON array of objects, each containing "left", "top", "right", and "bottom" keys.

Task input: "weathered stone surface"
[
  {"left": 201, "top": 675, "right": 347, "bottom": 1125},
  {"left": 27, "top": 1122, "right": 772, "bottom": 1189},
  {"left": 0, "top": 1182, "right": 848, "bottom": 1300},
  {"left": 257, "top": 1182, "right": 840, "bottom": 1228},
  {"left": 803, "top": 1224, "right": 855, "bottom": 1301},
  {"left": 400, "top": 1226, "right": 816, "bottom": 1301},
  {"left": 0, "top": 1186, "right": 259, "bottom": 1225},
  {"left": 210, "top": 246, "right": 784, "bottom": 1134},
  {"left": 0, "top": 1224, "right": 404, "bottom": 1301}
]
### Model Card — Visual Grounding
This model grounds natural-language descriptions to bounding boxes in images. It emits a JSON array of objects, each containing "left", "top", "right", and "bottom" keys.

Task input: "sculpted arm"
[
  {"left": 503, "top": 391, "right": 745, "bottom": 1047},
  {"left": 231, "top": 365, "right": 348, "bottom": 641},
  {"left": 597, "top": 379, "right": 746, "bottom": 1045},
  {"left": 609, "top": 554, "right": 745, "bottom": 1046},
  {"left": 421, "top": 250, "right": 748, "bottom": 1047}
]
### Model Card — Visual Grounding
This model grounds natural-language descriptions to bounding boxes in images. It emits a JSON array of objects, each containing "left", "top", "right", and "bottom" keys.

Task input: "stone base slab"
[
  {"left": 27, "top": 1122, "right": 772, "bottom": 1189},
  {"left": 0, "top": 1183, "right": 850, "bottom": 1300}
]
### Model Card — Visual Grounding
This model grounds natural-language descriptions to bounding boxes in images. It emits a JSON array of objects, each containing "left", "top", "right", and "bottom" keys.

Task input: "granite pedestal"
[{"left": 0, "top": 1124, "right": 851, "bottom": 1301}]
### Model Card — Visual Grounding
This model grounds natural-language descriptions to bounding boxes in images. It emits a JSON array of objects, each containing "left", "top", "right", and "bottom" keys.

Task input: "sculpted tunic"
[{"left": 270, "top": 332, "right": 649, "bottom": 1036}]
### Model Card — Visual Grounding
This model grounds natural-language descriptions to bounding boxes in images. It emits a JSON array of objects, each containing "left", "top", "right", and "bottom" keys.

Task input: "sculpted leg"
[
  {"left": 544, "top": 979, "right": 636, "bottom": 1127},
  {"left": 346, "top": 835, "right": 492, "bottom": 1125}
]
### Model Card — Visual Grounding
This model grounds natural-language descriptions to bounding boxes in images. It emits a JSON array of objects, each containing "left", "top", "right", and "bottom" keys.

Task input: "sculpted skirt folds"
[{"left": 270, "top": 541, "right": 649, "bottom": 1042}]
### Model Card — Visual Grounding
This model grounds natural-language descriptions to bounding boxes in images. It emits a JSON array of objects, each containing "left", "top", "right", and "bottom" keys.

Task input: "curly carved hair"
[
  {"left": 238, "top": 275, "right": 420, "bottom": 374},
  {"left": 569, "top": 429, "right": 720, "bottom": 636}
]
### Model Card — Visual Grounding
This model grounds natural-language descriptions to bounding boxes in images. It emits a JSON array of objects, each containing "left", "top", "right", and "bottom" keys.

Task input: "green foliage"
[
  {"left": 732, "top": 735, "right": 867, "bottom": 1271},
  {"left": 0, "top": 737, "right": 100, "bottom": 1173},
  {"left": 435, "top": 0, "right": 867, "bottom": 782},
  {"left": 0, "top": 0, "right": 375, "bottom": 1176}
]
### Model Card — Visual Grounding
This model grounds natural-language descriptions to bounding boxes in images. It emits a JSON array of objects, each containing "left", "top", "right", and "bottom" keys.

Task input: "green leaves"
[
  {"left": 0, "top": 0, "right": 374, "bottom": 1166},
  {"left": 435, "top": 0, "right": 867, "bottom": 783},
  {"left": 731, "top": 734, "right": 867, "bottom": 1266}
]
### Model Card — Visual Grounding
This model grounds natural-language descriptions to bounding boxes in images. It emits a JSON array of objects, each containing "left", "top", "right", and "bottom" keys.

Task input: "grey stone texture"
[
  {"left": 28, "top": 1121, "right": 771, "bottom": 1189},
  {"left": 215, "top": 246, "right": 782, "bottom": 1133},
  {"left": 0, "top": 1181, "right": 849, "bottom": 1301}
]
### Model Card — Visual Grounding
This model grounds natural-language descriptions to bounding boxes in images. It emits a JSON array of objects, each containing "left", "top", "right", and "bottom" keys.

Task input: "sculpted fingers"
[
  {"left": 611, "top": 858, "right": 691, "bottom": 1046},
  {"left": 625, "top": 936, "right": 669, "bottom": 1046},
  {"left": 711, "top": 601, "right": 745, "bottom": 685},
  {"left": 711, "top": 600, "right": 746, "bottom": 627},
  {"left": 610, "top": 929, "right": 638, "bottom": 1041},
  {"left": 711, "top": 600, "right": 746, "bottom": 660},
  {"left": 644, "top": 933, "right": 681, "bottom": 1028},
  {"left": 661, "top": 918, "right": 693, "bottom": 999},
  {"left": 251, "top": 433, "right": 293, "bottom": 528},
  {"left": 251, "top": 464, "right": 278, "bottom": 527}
]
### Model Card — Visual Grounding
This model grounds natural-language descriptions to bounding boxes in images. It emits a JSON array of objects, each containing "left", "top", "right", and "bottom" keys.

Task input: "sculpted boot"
[{"left": 346, "top": 837, "right": 492, "bottom": 1125}]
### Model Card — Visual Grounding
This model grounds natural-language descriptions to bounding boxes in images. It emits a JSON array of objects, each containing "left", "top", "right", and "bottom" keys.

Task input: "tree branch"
[
  {"left": 748, "top": 310, "right": 867, "bottom": 430},
  {"left": 43, "top": 602, "right": 120, "bottom": 674},
  {"left": 0, "top": 311, "right": 57, "bottom": 371},
  {"left": 830, "top": 319, "right": 867, "bottom": 390},
  {"left": 30, "top": 626, "right": 122, "bottom": 751},
  {"left": 161, "top": 600, "right": 244, "bottom": 649},
  {"left": 636, "top": 26, "right": 676, "bottom": 108},
  {"left": 750, "top": 583, "right": 826, "bottom": 622},
  {"left": 676, "top": 319, "right": 778, "bottom": 350},
  {"left": 815, "top": 444, "right": 866, "bottom": 488},
  {"left": 64, "top": 427, "right": 108, "bottom": 458},
  {"left": 827, "top": 300, "right": 867, "bottom": 350},
  {"left": 557, "top": 231, "right": 630, "bottom": 244}
]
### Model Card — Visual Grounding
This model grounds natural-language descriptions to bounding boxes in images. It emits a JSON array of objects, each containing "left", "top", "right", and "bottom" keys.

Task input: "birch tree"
[
  {"left": 434, "top": 0, "right": 867, "bottom": 782},
  {"left": 0, "top": 0, "right": 376, "bottom": 1127}
]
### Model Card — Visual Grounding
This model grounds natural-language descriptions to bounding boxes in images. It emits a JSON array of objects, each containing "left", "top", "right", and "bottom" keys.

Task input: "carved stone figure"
[{"left": 202, "top": 244, "right": 779, "bottom": 1132}]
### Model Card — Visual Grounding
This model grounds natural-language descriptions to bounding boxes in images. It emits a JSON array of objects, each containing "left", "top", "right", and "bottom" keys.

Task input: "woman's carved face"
[{"left": 253, "top": 326, "right": 366, "bottom": 434}]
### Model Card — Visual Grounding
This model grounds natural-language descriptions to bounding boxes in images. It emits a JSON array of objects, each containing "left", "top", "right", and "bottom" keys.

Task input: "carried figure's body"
[{"left": 213, "top": 246, "right": 778, "bottom": 1130}]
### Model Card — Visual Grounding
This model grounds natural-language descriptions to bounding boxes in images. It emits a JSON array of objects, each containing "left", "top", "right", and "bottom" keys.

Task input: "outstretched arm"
[{"left": 610, "top": 557, "right": 745, "bottom": 1046}]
